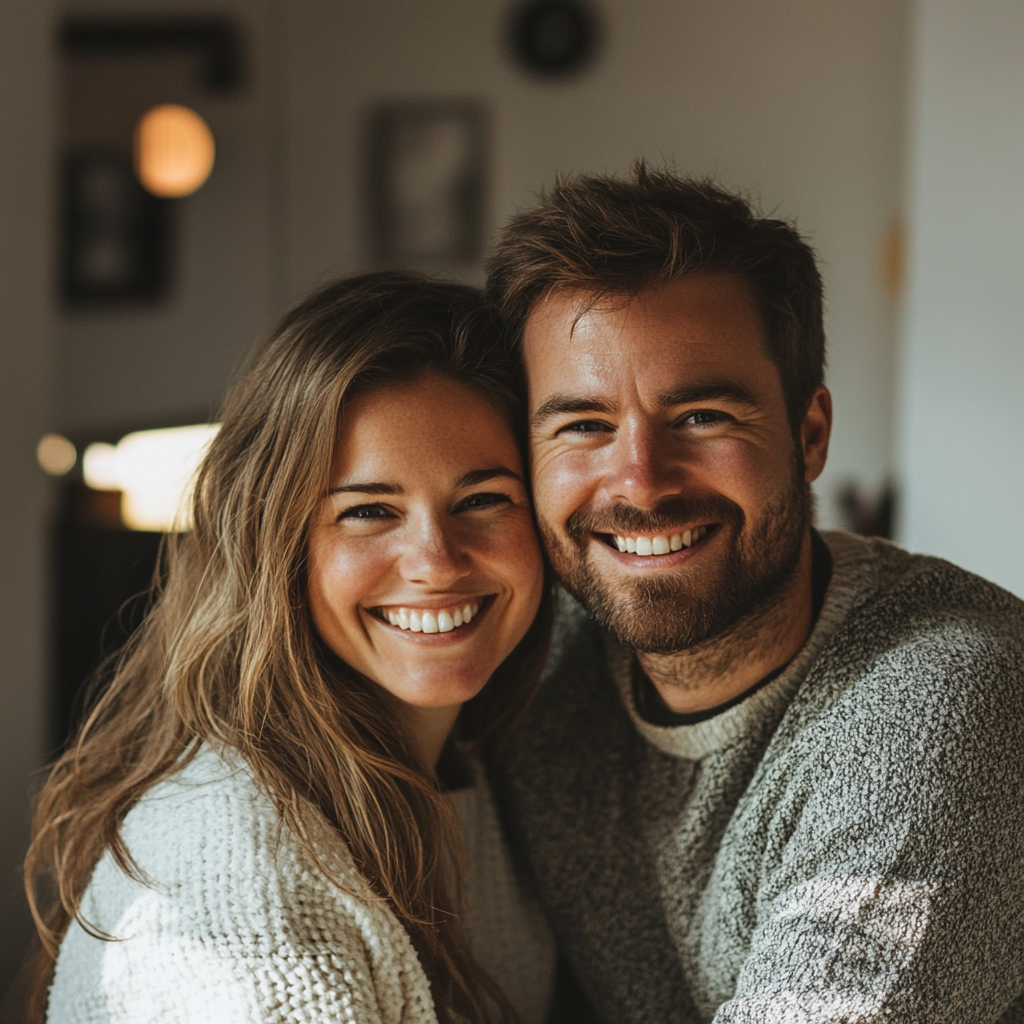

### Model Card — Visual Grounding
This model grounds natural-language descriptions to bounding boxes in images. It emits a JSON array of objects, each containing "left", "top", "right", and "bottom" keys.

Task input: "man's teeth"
[
  {"left": 381, "top": 601, "right": 480, "bottom": 633},
  {"left": 613, "top": 525, "right": 709, "bottom": 556}
]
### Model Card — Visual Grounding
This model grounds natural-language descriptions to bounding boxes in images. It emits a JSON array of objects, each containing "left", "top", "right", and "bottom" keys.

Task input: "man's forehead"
[{"left": 521, "top": 274, "right": 770, "bottom": 388}]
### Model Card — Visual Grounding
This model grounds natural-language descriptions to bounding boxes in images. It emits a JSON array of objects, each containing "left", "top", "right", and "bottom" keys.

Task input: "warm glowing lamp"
[
  {"left": 134, "top": 104, "right": 215, "bottom": 198},
  {"left": 83, "top": 424, "right": 220, "bottom": 531}
]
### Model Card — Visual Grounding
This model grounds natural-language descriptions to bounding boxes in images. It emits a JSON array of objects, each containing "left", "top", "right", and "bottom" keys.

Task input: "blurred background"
[{"left": 1, "top": 0, "right": 1022, "bottom": 998}]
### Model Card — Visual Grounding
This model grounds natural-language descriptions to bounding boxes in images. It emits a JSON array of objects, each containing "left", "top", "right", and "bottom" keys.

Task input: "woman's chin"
[{"left": 387, "top": 673, "right": 490, "bottom": 711}]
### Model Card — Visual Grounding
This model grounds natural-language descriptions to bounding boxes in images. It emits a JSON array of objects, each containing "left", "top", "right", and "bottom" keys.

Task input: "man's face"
[{"left": 523, "top": 273, "right": 830, "bottom": 654}]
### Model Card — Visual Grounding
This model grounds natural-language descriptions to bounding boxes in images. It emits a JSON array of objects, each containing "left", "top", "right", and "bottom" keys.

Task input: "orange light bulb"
[{"left": 134, "top": 104, "right": 215, "bottom": 198}]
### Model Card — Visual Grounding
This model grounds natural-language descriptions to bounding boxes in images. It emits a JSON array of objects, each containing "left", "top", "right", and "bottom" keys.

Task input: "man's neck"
[{"left": 637, "top": 531, "right": 815, "bottom": 715}]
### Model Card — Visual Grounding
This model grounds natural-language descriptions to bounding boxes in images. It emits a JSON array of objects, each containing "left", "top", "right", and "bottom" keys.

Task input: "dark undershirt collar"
[{"left": 632, "top": 529, "right": 834, "bottom": 727}]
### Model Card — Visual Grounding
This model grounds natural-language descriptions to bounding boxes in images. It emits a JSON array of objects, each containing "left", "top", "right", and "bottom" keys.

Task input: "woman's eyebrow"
[
  {"left": 456, "top": 467, "right": 522, "bottom": 487},
  {"left": 328, "top": 482, "right": 404, "bottom": 496}
]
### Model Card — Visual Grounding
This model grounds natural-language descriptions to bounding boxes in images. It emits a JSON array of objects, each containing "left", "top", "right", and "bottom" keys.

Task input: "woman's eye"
[
  {"left": 458, "top": 492, "right": 511, "bottom": 511},
  {"left": 338, "top": 504, "right": 392, "bottom": 521}
]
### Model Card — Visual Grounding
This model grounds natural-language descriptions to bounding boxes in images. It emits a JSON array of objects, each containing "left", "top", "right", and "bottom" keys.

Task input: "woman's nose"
[{"left": 398, "top": 518, "right": 471, "bottom": 588}]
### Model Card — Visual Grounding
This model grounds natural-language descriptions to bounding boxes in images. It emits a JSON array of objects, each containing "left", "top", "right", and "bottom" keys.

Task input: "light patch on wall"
[
  {"left": 134, "top": 104, "right": 215, "bottom": 198},
  {"left": 83, "top": 423, "right": 220, "bottom": 532},
  {"left": 880, "top": 216, "right": 906, "bottom": 305}
]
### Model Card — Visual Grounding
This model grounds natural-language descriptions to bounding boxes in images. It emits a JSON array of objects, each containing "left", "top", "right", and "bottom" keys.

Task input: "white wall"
[
  {"left": 284, "top": 0, "right": 908, "bottom": 525},
  {"left": 898, "top": 0, "right": 1024, "bottom": 594},
  {"left": 0, "top": 0, "right": 55, "bottom": 994}
]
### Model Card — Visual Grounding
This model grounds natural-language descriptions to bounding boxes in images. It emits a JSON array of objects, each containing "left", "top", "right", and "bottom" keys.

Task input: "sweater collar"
[{"left": 607, "top": 530, "right": 881, "bottom": 760}]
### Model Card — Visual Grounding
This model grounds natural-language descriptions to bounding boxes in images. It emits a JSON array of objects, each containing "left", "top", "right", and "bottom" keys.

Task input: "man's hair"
[{"left": 486, "top": 164, "right": 826, "bottom": 430}]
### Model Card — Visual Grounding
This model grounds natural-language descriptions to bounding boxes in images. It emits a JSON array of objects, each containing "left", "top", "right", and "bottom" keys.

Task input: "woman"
[{"left": 25, "top": 273, "right": 556, "bottom": 1024}]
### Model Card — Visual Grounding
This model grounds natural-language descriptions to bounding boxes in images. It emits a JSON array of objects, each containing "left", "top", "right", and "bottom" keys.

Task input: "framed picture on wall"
[
  {"left": 369, "top": 101, "right": 487, "bottom": 266},
  {"left": 61, "top": 149, "right": 168, "bottom": 303}
]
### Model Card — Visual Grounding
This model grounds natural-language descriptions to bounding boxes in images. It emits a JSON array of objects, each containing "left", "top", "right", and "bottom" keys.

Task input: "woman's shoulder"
[
  {"left": 116, "top": 744, "right": 382, "bottom": 918},
  {"left": 50, "top": 745, "right": 437, "bottom": 1023}
]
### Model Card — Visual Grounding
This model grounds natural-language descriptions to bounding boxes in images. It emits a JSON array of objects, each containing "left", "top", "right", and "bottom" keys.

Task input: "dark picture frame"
[
  {"left": 369, "top": 101, "right": 487, "bottom": 266},
  {"left": 61, "top": 149, "right": 169, "bottom": 304}
]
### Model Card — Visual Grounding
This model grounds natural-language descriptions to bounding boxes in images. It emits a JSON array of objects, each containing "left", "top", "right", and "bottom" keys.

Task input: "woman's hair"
[{"left": 25, "top": 272, "right": 552, "bottom": 1024}]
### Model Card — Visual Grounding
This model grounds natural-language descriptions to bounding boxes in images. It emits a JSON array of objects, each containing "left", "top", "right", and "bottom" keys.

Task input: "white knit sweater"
[{"left": 47, "top": 747, "right": 555, "bottom": 1024}]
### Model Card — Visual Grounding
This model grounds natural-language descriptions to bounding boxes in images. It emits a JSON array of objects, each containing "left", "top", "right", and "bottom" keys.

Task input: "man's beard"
[{"left": 538, "top": 461, "right": 810, "bottom": 655}]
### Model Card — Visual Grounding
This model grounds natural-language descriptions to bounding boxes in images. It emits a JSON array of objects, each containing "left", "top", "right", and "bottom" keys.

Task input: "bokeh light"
[
  {"left": 83, "top": 425, "right": 220, "bottom": 532},
  {"left": 36, "top": 434, "right": 77, "bottom": 476},
  {"left": 133, "top": 104, "right": 215, "bottom": 198}
]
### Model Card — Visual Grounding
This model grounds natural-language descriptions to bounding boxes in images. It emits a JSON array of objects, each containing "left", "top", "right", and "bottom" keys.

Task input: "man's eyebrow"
[
  {"left": 456, "top": 467, "right": 523, "bottom": 487},
  {"left": 531, "top": 395, "right": 615, "bottom": 425},
  {"left": 328, "top": 482, "right": 403, "bottom": 496},
  {"left": 659, "top": 382, "right": 760, "bottom": 408}
]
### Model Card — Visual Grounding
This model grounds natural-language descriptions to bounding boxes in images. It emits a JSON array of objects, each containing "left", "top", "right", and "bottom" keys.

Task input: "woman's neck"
[{"left": 402, "top": 703, "right": 462, "bottom": 768}]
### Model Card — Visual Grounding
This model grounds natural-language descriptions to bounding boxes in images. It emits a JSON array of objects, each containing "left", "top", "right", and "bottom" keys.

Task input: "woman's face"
[{"left": 307, "top": 374, "right": 544, "bottom": 717}]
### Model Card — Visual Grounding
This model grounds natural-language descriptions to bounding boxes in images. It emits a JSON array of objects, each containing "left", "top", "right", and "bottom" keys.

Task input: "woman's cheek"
[{"left": 495, "top": 513, "right": 545, "bottom": 611}]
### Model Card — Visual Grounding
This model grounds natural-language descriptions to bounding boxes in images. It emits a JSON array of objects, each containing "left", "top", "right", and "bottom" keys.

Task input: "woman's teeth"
[
  {"left": 613, "top": 525, "right": 709, "bottom": 556},
  {"left": 379, "top": 601, "right": 480, "bottom": 634}
]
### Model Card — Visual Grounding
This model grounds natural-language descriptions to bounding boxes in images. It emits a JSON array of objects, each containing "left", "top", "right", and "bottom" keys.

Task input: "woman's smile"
[{"left": 368, "top": 595, "right": 488, "bottom": 635}]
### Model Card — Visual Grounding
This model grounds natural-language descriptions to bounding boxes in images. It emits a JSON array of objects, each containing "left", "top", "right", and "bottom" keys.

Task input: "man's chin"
[{"left": 590, "top": 586, "right": 734, "bottom": 654}]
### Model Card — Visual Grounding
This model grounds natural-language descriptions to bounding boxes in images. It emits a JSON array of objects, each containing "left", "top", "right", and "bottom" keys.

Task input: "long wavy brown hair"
[{"left": 24, "top": 272, "right": 552, "bottom": 1024}]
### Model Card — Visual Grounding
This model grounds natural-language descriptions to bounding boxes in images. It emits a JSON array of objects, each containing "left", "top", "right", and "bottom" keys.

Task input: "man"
[{"left": 486, "top": 167, "right": 1024, "bottom": 1022}]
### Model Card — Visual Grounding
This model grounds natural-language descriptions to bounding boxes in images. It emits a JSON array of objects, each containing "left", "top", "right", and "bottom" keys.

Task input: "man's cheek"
[
  {"left": 531, "top": 474, "right": 570, "bottom": 527},
  {"left": 532, "top": 450, "right": 594, "bottom": 515}
]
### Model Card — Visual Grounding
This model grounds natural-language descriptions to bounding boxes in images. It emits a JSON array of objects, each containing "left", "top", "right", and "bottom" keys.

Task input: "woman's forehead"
[{"left": 332, "top": 376, "right": 523, "bottom": 486}]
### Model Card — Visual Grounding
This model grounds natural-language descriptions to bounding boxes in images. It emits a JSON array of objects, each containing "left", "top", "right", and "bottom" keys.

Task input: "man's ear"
[{"left": 801, "top": 385, "right": 832, "bottom": 484}]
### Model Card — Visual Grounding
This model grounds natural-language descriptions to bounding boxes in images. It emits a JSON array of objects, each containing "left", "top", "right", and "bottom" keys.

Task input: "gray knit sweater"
[{"left": 503, "top": 531, "right": 1024, "bottom": 1023}]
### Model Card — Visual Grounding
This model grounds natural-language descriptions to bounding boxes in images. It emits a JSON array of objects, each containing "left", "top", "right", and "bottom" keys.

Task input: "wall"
[
  {"left": 898, "top": 0, "right": 1024, "bottom": 594},
  {"left": 0, "top": 0, "right": 55, "bottom": 996},
  {"left": 284, "top": 0, "right": 908, "bottom": 525},
  {"left": 55, "top": 0, "right": 279, "bottom": 434}
]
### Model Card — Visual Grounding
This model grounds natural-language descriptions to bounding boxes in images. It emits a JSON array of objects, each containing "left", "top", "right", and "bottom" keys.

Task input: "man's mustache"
[{"left": 564, "top": 495, "right": 745, "bottom": 545}]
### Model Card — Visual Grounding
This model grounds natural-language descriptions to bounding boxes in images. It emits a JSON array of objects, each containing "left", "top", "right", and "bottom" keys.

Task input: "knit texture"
[
  {"left": 502, "top": 531, "right": 1024, "bottom": 1023},
  {"left": 48, "top": 747, "right": 555, "bottom": 1023}
]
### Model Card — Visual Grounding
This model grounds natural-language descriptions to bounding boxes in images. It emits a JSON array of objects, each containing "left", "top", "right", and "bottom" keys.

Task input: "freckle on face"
[
  {"left": 306, "top": 376, "right": 545, "bottom": 709},
  {"left": 523, "top": 275, "right": 809, "bottom": 654}
]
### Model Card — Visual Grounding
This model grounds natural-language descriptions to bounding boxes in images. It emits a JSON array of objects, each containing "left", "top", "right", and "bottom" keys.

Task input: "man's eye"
[
  {"left": 559, "top": 420, "right": 612, "bottom": 435},
  {"left": 683, "top": 410, "right": 727, "bottom": 427},
  {"left": 458, "top": 492, "right": 511, "bottom": 511}
]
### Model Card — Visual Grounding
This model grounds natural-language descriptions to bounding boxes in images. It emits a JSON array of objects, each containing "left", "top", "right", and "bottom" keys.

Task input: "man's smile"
[{"left": 599, "top": 523, "right": 715, "bottom": 557}]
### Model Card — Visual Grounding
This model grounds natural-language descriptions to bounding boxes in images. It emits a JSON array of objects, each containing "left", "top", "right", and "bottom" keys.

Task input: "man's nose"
[
  {"left": 604, "top": 420, "right": 684, "bottom": 509},
  {"left": 399, "top": 517, "right": 471, "bottom": 588}
]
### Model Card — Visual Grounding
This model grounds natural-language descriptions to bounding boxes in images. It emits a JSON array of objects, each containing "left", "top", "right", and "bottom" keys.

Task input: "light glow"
[
  {"left": 37, "top": 434, "right": 77, "bottom": 476},
  {"left": 83, "top": 424, "right": 220, "bottom": 532},
  {"left": 134, "top": 104, "right": 215, "bottom": 198}
]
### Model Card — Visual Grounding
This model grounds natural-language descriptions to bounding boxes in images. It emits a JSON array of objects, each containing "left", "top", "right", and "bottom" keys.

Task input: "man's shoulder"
[
  {"left": 791, "top": 532, "right": 1024, "bottom": 754},
  {"left": 823, "top": 529, "right": 1024, "bottom": 622}
]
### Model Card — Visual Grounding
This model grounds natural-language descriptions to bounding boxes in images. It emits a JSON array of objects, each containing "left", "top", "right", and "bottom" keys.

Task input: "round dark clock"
[{"left": 509, "top": 0, "right": 599, "bottom": 77}]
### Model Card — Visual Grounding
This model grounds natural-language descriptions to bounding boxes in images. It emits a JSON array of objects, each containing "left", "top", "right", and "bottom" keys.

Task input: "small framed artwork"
[
  {"left": 369, "top": 102, "right": 487, "bottom": 266},
  {"left": 62, "top": 149, "right": 168, "bottom": 303}
]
